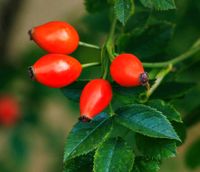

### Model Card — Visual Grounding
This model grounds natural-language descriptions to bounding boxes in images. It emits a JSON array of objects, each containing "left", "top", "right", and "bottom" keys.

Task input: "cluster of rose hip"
[{"left": 29, "top": 21, "right": 148, "bottom": 122}]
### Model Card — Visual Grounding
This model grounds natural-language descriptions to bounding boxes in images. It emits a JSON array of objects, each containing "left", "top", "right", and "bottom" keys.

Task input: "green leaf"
[
  {"left": 152, "top": 82, "right": 195, "bottom": 100},
  {"left": 109, "top": 121, "right": 131, "bottom": 138},
  {"left": 136, "top": 134, "right": 176, "bottom": 159},
  {"left": 172, "top": 121, "right": 186, "bottom": 146},
  {"left": 108, "top": 121, "right": 136, "bottom": 148},
  {"left": 185, "top": 138, "right": 200, "bottom": 169},
  {"left": 132, "top": 157, "right": 160, "bottom": 172},
  {"left": 64, "top": 113, "right": 112, "bottom": 161},
  {"left": 84, "top": 0, "right": 109, "bottom": 13},
  {"left": 61, "top": 81, "right": 87, "bottom": 101},
  {"left": 94, "top": 137, "right": 135, "bottom": 172},
  {"left": 124, "top": 8, "right": 151, "bottom": 33},
  {"left": 112, "top": 80, "right": 154, "bottom": 99},
  {"left": 114, "top": 0, "right": 134, "bottom": 25},
  {"left": 117, "top": 22, "right": 174, "bottom": 60},
  {"left": 112, "top": 83, "right": 146, "bottom": 97},
  {"left": 139, "top": 0, "right": 176, "bottom": 10},
  {"left": 115, "top": 104, "right": 180, "bottom": 141},
  {"left": 64, "top": 152, "right": 94, "bottom": 172},
  {"left": 111, "top": 93, "right": 136, "bottom": 111},
  {"left": 83, "top": 10, "right": 111, "bottom": 33},
  {"left": 147, "top": 99, "right": 182, "bottom": 123}
]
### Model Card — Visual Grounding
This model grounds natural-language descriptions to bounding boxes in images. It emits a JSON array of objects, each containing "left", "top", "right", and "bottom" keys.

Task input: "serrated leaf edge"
[
  {"left": 64, "top": 117, "right": 112, "bottom": 161},
  {"left": 94, "top": 137, "right": 135, "bottom": 172},
  {"left": 116, "top": 104, "right": 181, "bottom": 141},
  {"left": 147, "top": 99, "right": 183, "bottom": 123},
  {"left": 139, "top": 0, "right": 176, "bottom": 11},
  {"left": 114, "top": 0, "right": 134, "bottom": 25}
]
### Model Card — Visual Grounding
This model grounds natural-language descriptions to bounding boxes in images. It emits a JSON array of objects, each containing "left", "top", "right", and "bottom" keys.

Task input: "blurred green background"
[{"left": 0, "top": 0, "right": 200, "bottom": 172}]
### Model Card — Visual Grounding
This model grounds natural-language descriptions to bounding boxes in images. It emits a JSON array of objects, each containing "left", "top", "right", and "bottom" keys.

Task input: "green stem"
[
  {"left": 101, "top": 18, "right": 117, "bottom": 79},
  {"left": 106, "top": 18, "right": 117, "bottom": 61},
  {"left": 102, "top": 61, "right": 109, "bottom": 79},
  {"left": 143, "top": 64, "right": 173, "bottom": 102},
  {"left": 109, "top": 103, "right": 115, "bottom": 116},
  {"left": 114, "top": 53, "right": 119, "bottom": 56},
  {"left": 143, "top": 39, "right": 200, "bottom": 68},
  {"left": 107, "top": 18, "right": 117, "bottom": 42},
  {"left": 82, "top": 62, "right": 100, "bottom": 68},
  {"left": 79, "top": 41, "right": 101, "bottom": 50}
]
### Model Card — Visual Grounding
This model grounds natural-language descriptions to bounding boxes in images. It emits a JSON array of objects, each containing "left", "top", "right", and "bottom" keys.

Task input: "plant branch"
[
  {"left": 102, "top": 60, "right": 109, "bottom": 79},
  {"left": 107, "top": 18, "right": 117, "bottom": 42},
  {"left": 79, "top": 41, "right": 101, "bottom": 50},
  {"left": 143, "top": 39, "right": 200, "bottom": 68},
  {"left": 106, "top": 18, "right": 117, "bottom": 61},
  {"left": 82, "top": 62, "right": 100, "bottom": 68},
  {"left": 142, "top": 64, "right": 173, "bottom": 102},
  {"left": 109, "top": 103, "right": 115, "bottom": 116},
  {"left": 101, "top": 18, "right": 117, "bottom": 79}
]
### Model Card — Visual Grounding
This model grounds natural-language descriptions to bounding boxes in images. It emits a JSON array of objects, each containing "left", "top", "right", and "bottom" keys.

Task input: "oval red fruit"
[
  {"left": 0, "top": 95, "right": 20, "bottom": 126},
  {"left": 110, "top": 53, "right": 148, "bottom": 87},
  {"left": 29, "top": 21, "right": 79, "bottom": 54},
  {"left": 29, "top": 54, "right": 82, "bottom": 88},
  {"left": 79, "top": 79, "right": 112, "bottom": 122}
]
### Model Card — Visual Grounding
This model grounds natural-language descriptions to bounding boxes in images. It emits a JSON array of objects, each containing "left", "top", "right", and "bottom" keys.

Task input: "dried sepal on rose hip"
[
  {"left": 29, "top": 21, "right": 79, "bottom": 54},
  {"left": 28, "top": 54, "right": 82, "bottom": 88},
  {"left": 79, "top": 79, "right": 113, "bottom": 122},
  {"left": 110, "top": 53, "right": 148, "bottom": 87}
]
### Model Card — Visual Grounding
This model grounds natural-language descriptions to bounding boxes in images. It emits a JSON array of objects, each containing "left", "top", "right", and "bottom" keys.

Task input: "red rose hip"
[
  {"left": 29, "top": 21, "right": 79, "bottom": 54},
  {"left": 110, "top": 53, "right": 148, "bottom": 87},
  {"left": 79, "top": 79, "right": 112, "bottom": 122},
  {"left": 0, "top": 95, "right": 20, "bottom": 126},
  {"left": 29, "top": 54, "right": 82, "bottom": 88}
]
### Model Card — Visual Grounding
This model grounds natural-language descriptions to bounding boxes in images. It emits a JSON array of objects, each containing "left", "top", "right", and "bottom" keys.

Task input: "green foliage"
[
  {"left": 111, "top": 81, "right": 155, "bottom": 110},
  {"left": 147, "top": 99, "right": 182, "bottom": 123},
  {"left": 139, "top": 0, "right": 176, "bottom": 10},
  {"left": 152, "top": 82, "right": 195, "bottom": 100},
  {"left": 136, "top": 134, "right": 176, "bottom": 159},
  {"left": 94, "top": 137, "right": 134, "bottom": 172},
  {"left": 115, "top": 104, "right": 180, "bottom": 140},
  {"left": 124, "top": 7, "right": 150, "bottom": 33},
  {"left": 62, "top": 0, "right": 200, "bottom": 171},
  {"left": 82, "top": 11, "right": 111, "bottom": 33},
  {"left": 112, "top": 83, "right": 145, "bottom": 97},
  {"left": 171, "top": 121, "right": 186, "bottom": 146},
  {"left": 84, "top": 0, "right": 109, "bottom": 13},
  {"left": 61, "top": 81, "right": 87, "bottom": 101},
  {"left": 64, "top": 152, "right": 94, "bottom": 172},
  {"left": 2, "top": 0, "right": 200, "bottom": 171},
  {"left": 114, "top": 0, "right": 135, "bottom": 25},
  {"left": 185, "top": 138, "right": 200, "bottom": 169},
  {"left": 117, "top": 22, "right": 175, "bottom": 60},
  {"left": 64, "top": 113, "right": 112, "bottom": 161},
  {"left": 132, "top": 157, "right": 160, "bottom": 172}
]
